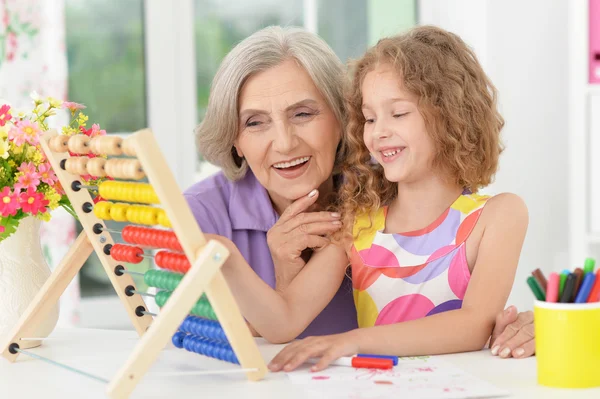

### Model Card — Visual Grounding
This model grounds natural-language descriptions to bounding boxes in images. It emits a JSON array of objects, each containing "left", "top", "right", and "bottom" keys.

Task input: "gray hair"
[{"left": 196, "top": 25, "right": 346, "bottom": 181}]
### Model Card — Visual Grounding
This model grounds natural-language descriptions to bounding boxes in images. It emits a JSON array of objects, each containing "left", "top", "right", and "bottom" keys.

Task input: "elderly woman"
[{"left": 184, "top": 26, "right": 534, "bottom": 358}]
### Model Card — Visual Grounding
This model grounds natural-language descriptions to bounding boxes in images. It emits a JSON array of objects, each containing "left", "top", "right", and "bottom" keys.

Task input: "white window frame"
[{"left": 143, "top": 0, "right": 198, "bottom": 190}]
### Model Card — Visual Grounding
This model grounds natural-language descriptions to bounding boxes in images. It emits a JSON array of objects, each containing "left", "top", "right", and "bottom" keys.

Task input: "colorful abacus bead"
[
  {"left": 88, "top": 135, "right": 123, "bottom": 156},
  {"left": 157, "top": 209, "right": 171, "bottom": 228},
  {"left": 155, "top": 251, "right": 190, "bottom": 273},
  {"left": 86, "top": 157, "right": 107, "bottom": 177},
  {"left": 121, "top": 137, "right": 137, "bottom": 156},
  {"left": 172, "top": 331, "right": 186, "bottom": 348},
  {"left": 144, "top": 269, "right": 183, "bottom": 291},
  {"left": 68, "top": 135, "right": 90, "bottom": 154},
  {"left": 104, "top": 159, "right": 145, "bottom": 180},
  {"left": 110, "top": 244, "right": 144, "bottom": 264},
  {"left": 98, "top": 181, "right": 159, "bottom": 204},
  {"left": 64, "top": 157, "right": 89, "bottom": 175},
  {"left": 94, "top": 200, "right": 112, "bottom": 220},
  {"left": 125, "top": 205, "right": 159, "bottom": 226},
  {"left": 122, "top": 226, "right": 183, "bottom": 252},
  {"left": 109, "top": 203, "right": 129, "bottom": 222},
  {"left": 179, "top": 316, "right": 228, "bottom": 343},
  {"left": 181, "top": 335, "right": 239, "bottom": 364},
  {"left": 154, "top": 290, "right": 216, "bottom": 320},
  {"left": 48, "top": 135, "right": 69, "bottom": 153}
]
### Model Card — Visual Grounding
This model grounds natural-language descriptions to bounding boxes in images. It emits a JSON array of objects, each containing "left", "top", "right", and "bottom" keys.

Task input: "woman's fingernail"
[
  {"left": 268, "top": 363, "right": 278, "bottom": 370},
  {"left": 308, "top": 189, "right": 318, "bottom": 197},
  {"left": 310, "top": 366, "right": 318, "bottom": 372},
  {"left": 514, "top": 348, "right": 525, "bottom": 357},
  {"left": 500, "top": 348, "right": 511, "bottom": 358},
  {"left": 491, "top": 346, "right": 500, "bottom": 355},
  {"left": 331, "top": 212, "right": 341, "bottom": 218},
  {"left": 332, "top": 220, "right": 342, "bottom": 225}
]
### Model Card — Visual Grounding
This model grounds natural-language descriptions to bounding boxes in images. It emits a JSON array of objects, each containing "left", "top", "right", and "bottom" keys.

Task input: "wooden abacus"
[{"left": 0, "top": 129, "right": 267, "bottom": 398}]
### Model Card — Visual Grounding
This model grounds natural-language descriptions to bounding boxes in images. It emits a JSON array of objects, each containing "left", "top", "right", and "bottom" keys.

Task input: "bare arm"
[
  {"left": 211, "top": 234, "right": 349, "bottom": 343},
  {"left": 267, "top": 190, "right": 341, "bottom": 292},
  {"left": 269, "top": 193, "right": 529, "bottom": 370}
]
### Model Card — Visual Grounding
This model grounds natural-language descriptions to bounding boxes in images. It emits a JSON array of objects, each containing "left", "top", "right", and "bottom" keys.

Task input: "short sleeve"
[{"left": 184, "top": 193, "right": 233, "bottom": 239}]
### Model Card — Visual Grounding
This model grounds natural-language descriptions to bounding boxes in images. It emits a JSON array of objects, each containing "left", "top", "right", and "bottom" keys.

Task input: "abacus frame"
[{"left": 0, "top": 129, "right": 267, "bottom": 398}]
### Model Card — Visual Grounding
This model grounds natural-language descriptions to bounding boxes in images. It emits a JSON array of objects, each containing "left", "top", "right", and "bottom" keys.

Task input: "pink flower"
[
  {"left": 90, "top": 124, "right": 106, "bottom": 137},
  {"left": 19, "top": 188, "right": 49, "bottom": 215},
  {"left": 37, "top": 162, "right": 57, "bottom": 185},
  {"left": 6, "top": 32, "right": 17, "bottom": 62},
  {"left": 0, "top": 104, "right": 11, "bottom": 126},
  {"left": 17, "top": 161, "right": 37, "bottom": 175},
  {"left": 0, "top": 225, "right": 4, "bottom": 234},
  {"left": 0, "top": 187, "right": 20, "bottom": 217},
  {"left": 8, "top": 120, "right": 42, "bottom": 146},
  {"left": 14, "top": 170, "right": 41, "bottom": 192},
  {"left": 2, "top": 10, "right": 8, "bottom": 29},
  {"left": 80, "top": 124, "right": 106, "bottom": 138},
  {"left": 62, "top": 102, "right": 86, "bottom": 112}
]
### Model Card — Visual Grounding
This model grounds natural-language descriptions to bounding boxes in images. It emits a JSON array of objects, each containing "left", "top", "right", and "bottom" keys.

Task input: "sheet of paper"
[{"left": 286, "top": 356, "right": 509, "bottom": 399}]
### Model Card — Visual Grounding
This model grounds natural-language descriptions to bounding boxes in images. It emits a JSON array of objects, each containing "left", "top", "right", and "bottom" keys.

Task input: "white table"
[{"left": 0, "top": 328, "right": 598, "bottom": 398}]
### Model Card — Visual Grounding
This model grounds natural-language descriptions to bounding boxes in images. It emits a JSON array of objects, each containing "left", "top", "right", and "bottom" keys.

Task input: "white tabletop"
[{"left": 0, "top": 327, "right": 598, "bottom": 398}]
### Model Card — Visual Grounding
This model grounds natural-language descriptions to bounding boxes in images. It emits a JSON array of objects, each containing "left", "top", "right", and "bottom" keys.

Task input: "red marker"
[
  {"left": 546, "top": 272, "right": 560, "bottom": 302},
  {"left": 308, "top": 356, "right": 393, "bottom": 369}
]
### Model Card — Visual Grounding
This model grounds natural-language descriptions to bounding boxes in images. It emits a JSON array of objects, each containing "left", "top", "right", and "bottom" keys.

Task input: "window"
[
  {"left": 65, "top": 0, "right": 150, "bottom": 298},
  {"left": 66, "top": 0, "right": 146, "bottom": 133}
]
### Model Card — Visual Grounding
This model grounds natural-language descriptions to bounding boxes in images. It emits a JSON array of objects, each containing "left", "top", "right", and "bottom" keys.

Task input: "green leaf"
[{"left": 0, "top": 215, "right": 24, "bottom": 242}]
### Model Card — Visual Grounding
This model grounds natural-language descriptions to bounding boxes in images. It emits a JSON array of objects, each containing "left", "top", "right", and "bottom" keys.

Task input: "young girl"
[{"left": 214, "top": 25, "right": 528, "bottom": 371}]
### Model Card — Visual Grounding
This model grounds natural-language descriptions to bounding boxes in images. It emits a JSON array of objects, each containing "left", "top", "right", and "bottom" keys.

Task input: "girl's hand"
[
  {"left": 268, "top": 331, "right": 360, "bottom": 372},
  {"left": 267, "top": 189, "right": 342, "bottom": 290}
]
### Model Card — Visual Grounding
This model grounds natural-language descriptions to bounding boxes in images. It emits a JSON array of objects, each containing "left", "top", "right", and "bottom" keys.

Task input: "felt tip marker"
[
  {"left": 307, "top": 356, "right": 393, "bottom": 369},
  {"left": 546, "top": 272, "right": 560, "bottom": 303},
  {"left": 575, "top": 272, "right": 596, "bottom": 303},
  {"left": 357, "top": 354, "right": 399, "bottom": 365}
]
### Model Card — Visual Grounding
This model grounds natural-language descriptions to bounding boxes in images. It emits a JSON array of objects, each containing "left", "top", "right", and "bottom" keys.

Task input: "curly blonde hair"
[{"left": 338, "top": 25, "right": 505, "bottom": 239}]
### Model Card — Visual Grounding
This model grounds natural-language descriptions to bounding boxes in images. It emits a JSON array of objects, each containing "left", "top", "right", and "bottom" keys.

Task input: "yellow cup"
[{"left": 534, "top": 300, "right": 600, "bottom": 388}]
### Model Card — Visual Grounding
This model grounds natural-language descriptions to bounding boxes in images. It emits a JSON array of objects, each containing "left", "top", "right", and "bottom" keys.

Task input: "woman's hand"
[
  {"left": 268, "top": 331, "right": 360, "bottom": 372},
  {"left": 267, "top": 189, "right": 342, "bottom": 291},
  {"left": 489, "top": 306, "right": 535, "bottom": 358}
]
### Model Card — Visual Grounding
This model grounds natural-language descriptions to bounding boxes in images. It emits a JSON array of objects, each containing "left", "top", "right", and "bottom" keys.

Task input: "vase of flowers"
[{"left": 0, "top": 94, "right": 105, "bottom": 347}]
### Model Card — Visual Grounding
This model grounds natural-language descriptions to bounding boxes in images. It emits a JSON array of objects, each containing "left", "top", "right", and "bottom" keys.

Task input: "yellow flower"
[
  {"left": 48, "top": 97, "right": 63, "bottom": 108},
  {"left": 36, "top": 212, "right": 51, "bottom": 222},
  {"left": 44, "top": 187, "right": 61, "bottom": 210},
  {"left": 32, "top": 151, "right": 45, "bottom": 165},
  {"left": 77, "top": 112, "right": 88, "bottom": 126},
  {"left": 11, "top": 142, "right": 23, "bottom": 154},
  {"left": 7, "top": 160, "right": 15, "bottom": 168},
  {"left": 0, "top": 139, "right": 9, "bottom": 159},
  {"left": 25, "top": 146, "right": 45, "bottom": 165},
  {"left": 0, "top": 125, "right": 9, "bottom": 139},
  {"left": 61, "top": 126, "right": 77, "bottom": 136}
]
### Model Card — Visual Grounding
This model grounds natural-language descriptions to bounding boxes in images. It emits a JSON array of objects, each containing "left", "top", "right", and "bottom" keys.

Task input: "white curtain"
[{"left": 0, "top": 0, "right": 79, "bottom": 327}]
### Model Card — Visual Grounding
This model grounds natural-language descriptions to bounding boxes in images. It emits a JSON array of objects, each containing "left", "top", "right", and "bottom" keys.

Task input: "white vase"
[{"left": 0, "top": 216, "right": 59, "bottom": 349}]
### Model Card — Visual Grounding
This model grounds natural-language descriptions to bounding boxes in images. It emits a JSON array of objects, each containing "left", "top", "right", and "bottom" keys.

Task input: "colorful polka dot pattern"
[{"left": 351, "top": 192, "right": 490, "bottom": 328}]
